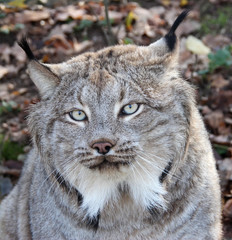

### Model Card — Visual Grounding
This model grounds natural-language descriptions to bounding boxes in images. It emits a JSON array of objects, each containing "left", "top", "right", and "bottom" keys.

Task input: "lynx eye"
[
  {"left": 121, "top": 103, "right": 139, "bottom": 115},
  {"left": 69, "top": 110, "right": 87, "bottom": 121}
]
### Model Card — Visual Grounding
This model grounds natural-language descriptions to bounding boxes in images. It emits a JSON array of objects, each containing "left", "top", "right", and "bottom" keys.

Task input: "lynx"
[{"left": 0, "top": 10, "right": 222, "bottom": 240}]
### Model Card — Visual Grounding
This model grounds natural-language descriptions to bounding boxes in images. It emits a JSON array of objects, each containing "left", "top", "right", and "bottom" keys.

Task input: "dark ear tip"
[
  {"left": 18, "top": 37, "right": 36, "bottom": 60},
  {"left": 165, "top": 9, "right": 190, "bottom": 51}
]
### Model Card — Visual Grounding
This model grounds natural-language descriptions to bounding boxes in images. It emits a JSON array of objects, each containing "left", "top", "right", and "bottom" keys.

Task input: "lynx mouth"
[
  {"left": 81, "top": 156, "right": 132, "bottom": 170},
  {"left": 89, "top": 159, "right": 131, "bottom": 170}
]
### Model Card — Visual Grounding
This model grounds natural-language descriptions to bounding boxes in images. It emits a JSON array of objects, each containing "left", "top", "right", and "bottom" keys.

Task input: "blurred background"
[{"left": 0, "top": 0, "right": 232, "bottom": 238}]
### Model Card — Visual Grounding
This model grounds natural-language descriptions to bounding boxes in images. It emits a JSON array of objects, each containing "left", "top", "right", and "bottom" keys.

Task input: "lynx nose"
[{"left": 92, "top": 142, "right": 113, "bottom": 155}]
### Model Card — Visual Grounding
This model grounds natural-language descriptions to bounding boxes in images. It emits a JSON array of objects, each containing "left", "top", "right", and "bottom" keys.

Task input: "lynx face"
[
  {"left": 19, "top": 11, "right": 192, "bottom": 219},
  {"left": 26, "top": 44, "right": 191, "bottom": 218}
]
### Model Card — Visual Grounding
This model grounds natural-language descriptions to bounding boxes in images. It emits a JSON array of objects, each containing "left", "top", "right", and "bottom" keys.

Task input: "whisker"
[
  {"left": 135, "top": 160, "right": 156, "bottom": 182},
  {"left": 37, "top": 167, "right": 58, "bottom": 194},
  {"left": 136, "top": 150, "right": 184, "bottom": 182},
  {"left": 47, "top": 163, "right": 75, "bottom": 195}
]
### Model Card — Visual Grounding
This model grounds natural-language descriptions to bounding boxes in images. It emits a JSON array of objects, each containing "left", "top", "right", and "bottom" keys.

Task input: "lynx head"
[{"left": 19, "top": 11, "right": 193, "bottom": 219}]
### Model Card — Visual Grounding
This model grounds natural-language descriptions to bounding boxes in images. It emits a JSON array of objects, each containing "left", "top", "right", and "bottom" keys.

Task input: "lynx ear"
[
  {"left": 148, "top": 10, "right": 189, "bottom": 61},
  {"left": 18, "top": 38, "right": 60, "bottom": 99}
]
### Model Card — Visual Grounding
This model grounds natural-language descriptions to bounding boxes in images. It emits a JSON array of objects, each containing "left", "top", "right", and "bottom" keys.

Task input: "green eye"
[
  {"left": 121, "top": 103, "right": 139, "bottom": 115},
  {"left": 69, "top": 110, "right": 87, "bottom": 121}
]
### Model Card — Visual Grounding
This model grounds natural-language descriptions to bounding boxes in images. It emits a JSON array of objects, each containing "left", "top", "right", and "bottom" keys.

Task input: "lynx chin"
[{"left": 0, "top": 10, "right": 222, "bottom": 240}]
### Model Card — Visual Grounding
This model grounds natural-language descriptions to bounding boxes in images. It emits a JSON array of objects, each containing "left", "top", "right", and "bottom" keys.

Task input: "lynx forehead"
[{"left": 0, "top": 10, "right": 222, "bottom": 240}]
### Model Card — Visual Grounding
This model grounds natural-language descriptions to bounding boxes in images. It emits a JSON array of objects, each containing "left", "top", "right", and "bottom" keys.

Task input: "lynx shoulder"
[{"left": 0, "top": 10, "right": 222, "bottom": 240}]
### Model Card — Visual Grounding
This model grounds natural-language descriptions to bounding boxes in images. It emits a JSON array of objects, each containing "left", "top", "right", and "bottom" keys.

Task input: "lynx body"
[{"left": 0, "top": 11, "right": 222, "bottom": 240}]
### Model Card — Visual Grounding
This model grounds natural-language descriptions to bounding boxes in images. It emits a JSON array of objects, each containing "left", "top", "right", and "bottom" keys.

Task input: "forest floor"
[{"left": 0, "top": 0, "right": 232, "bottom": 238}]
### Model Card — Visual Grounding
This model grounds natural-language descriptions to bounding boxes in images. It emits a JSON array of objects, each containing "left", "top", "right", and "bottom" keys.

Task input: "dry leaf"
[
  {"left": 0, "top": 66, "right": 8, "bottom": 79},
  {"left": 10, "top": 42, "right": 27, "bottom": 63},
  {"left": 15, "top": 9, "right": 50, "bottom": 23},
  {"left": 8, "top": 0, "right": 27, "bottom": 9},
  {"left": 161, "top": 0, "right": 171, "bottom": 6},
  {"left": 204, "top": 110, "right": 225, "bottom": 131},
  {"left": 180, "top": 0, "right": 188, "bottom": 7},
  {"left": 179, "top": 20, "right": 201, "bottom": 35},
  {"left": 218, "top": 158, "right": 232, "bottom": 181},
  {"left": 186, "top": 35, "right": 211, "bottom": 55},
  {"left": 125, "top": 11, "right": 137, "bottom": 31},
  {"left": 45, "top": 25, "right": 71, "bottom": 49},
  {"left": 108, "top": 11, "right": 124, "bottom": 24},
  {"left": 73, "top": 40, "right": 93, "bottom": 53},
  {"left": 210, "top": 74, "right": 229, "bottom": 89},
  {"left": 223, "top": 199, "right": 232, "bottom": 219},
  {"left": 202, "top": 34, "right": 231, "bottom": 50},
  {"left": 149, "top": 6, "right": 165, "bottom": 16},
  {"left": 67, "top": 6, "right": 86, "bottom": 20},
  {"left": 130, "top": 7, "right": 156, "bottom": 38}
]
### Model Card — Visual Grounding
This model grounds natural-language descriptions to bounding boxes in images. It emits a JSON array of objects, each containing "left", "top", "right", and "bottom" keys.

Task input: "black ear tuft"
[
  {"left": 165, "top": 9, "right": 190, "bottom": 51},
  {"left": 18, "top": 37, "right": 36, "bottom": 60}
]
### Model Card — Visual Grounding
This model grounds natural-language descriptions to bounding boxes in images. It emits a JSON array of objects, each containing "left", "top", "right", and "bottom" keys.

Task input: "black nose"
[{"left": 91, "top": 142, "right": 113, "bottom": 155}]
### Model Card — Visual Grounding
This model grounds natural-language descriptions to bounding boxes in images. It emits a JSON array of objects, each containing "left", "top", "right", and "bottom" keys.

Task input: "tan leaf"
[
  {"left": 223, "top": 199, "right": 232, "bottom": 218},
  {"left": 210, "top": 74, "right": 229, "bottom": 89},
  {"left": 0, "top": 66, "right": 8, "bottom": 79},
  {"left": 186, "top": 35, "right": 211, "bottom": 55},
  {"left": 15, "top": 10, "right": 50, "bottom": 23}
]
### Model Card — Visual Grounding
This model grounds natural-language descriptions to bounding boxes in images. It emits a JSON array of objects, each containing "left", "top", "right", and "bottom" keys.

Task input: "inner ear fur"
[
  {"left": 28, "top": 60, "right": 60, "bottom": 98},
  {"left": 18, "top": 38, "right": 60, "bottom": 99}
]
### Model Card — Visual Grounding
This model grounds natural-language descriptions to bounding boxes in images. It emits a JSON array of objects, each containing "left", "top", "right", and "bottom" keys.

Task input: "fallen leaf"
[
  {"left": 125, "top": 11, "right": 137, "bottom": 31},
  {"left": 204, "top": 110, "right": 225, "bottom": 131},
  {"left": 210, "top": 134, "right": 231, "bottom": 146},
  {"left": 209, "top": 90, "right": 232, "bottom": 111},
  {"left": 0, "top": 84, "right": 9, "bottom": 100},
  {"left": 225, "top": 118, "right": 232, "bottom": 125},
  {"left": 112, "top": 25, "right": 126, "bottom": 41},
  {"left": 108, "top": 11, "right": 124, "bottom": 24},
  {"left": 223, "top": 199, "right": 232, "bottom": 219},
  {"left": 180, "top": 0, "right": 188, "bottom": 7},
  {"left": 179, "top": 20, "right": 201, "bottom": 35},
  {"left": 10, "top": 42, "right": 27, "bottom": 63},
  {"left": 67, "top": 6, "right": 86, "bottom": 20},
  {"left": 164, "top": 8, "right": 180, "bottom": 26},
  {"left": 209, "top": 74, "right": 229, "bottom": 90},
  {"left": 149, "top": 6, "right": 165, "bottom": 16},
  {"left": 44, "top": 25, "right": 72, "bottom": 49},
  {"left": 55, "top": 11, "right": 69, "bottom": 21},
  {"left": 161, "top": 0, "right": 171, "bottom": 6},
  {"left": 186, "top": 35, "right": 211, "bottom": 55},
  {"left": 73, "top": 40, "right": 93, "bottom": 53},
  {"left": 0, "top": 44, "right": 11, "bottom": 63},
  {"left": 202, "top": 34, "right": 231, "bottom": 50},
  {"left": 8, "top": 0, "right": 27, "bottom": 9},
  {"left": 11, "top": 88, "right": 27, "bottom": 96},
  {"left": 129, "top": 7, "right": 156, "bottom": 39},
  {"left": 0, "top": 66, "right": 8, "bottom": 79},
  {"left": 218, "top": 158, "right": 232, "bottom": 181},
  {"left": 15, "top": 9, "right": 50, "bottom": 23}
]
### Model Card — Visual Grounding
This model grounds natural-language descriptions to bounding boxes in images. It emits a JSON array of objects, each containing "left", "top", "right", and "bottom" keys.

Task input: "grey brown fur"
[{"left": 0, "top": 11, "right": 222, "bottom": 240}]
